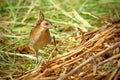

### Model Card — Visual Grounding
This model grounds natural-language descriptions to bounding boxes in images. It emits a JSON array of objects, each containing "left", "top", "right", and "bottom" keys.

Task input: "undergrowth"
[{"left": 0, "top": 0, "right": 120, "bottom": 79}]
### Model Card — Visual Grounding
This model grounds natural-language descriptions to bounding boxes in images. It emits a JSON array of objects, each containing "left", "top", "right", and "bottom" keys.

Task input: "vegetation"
[{"left": 0, "top": 0, "right": 120, "bottom": 79}]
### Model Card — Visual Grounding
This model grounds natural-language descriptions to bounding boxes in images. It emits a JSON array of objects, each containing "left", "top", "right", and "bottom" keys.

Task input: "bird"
[{"left": 29, "top": 11, "right": 52, "bottom": 63}]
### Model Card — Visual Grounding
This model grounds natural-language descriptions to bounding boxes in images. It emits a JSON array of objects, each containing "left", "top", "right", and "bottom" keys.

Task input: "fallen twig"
[{"left": 57, "top": 42, "right": 120, "bottom": 80}]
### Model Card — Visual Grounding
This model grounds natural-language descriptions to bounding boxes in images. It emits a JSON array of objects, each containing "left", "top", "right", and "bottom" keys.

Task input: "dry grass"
[
  {"left": 16, "top": 20, "right": 120, "bottom": 80},
  {"left": 0, "top": 0, "right": 120, "bottom": 79}
]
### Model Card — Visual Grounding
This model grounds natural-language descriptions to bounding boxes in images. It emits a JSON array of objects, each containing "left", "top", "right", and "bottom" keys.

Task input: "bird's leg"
[
  {"left": 35, "top": 50, "right": 39, "bottom": 63},
  {"left": 52, "top": 36, "right": 58, "bottom": 51},
  {"left": 28, "top": 45, "right": 39, "bottom": 63}
]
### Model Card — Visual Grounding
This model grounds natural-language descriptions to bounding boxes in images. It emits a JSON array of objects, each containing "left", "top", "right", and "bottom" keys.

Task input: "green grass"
[{"left": 0, "top": 0, "right": 120, "bottom": 79}]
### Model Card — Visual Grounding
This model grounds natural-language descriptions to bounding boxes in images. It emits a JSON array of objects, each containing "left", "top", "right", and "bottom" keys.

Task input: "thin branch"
[
  {"left": 109, "top": 60, "right": 120, "bottom": 80},
  {"left": 98, "top": 54, "right": 120, "bottom": 66},
  {"left": 114, "top": 69, "right": 120, "bottom": 80},
  {"left": 57, "top": 42, "right": 120, "bottom": 80}
]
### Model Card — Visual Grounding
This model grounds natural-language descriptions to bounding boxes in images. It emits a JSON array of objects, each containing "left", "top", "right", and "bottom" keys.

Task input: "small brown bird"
[{"left": 29, "top": 11, "right": 52, "bottom": 62}]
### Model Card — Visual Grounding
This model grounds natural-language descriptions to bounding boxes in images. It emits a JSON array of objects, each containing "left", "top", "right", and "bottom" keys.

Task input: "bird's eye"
[{"left": 44, "top": 22, "right": 50, "bottom": 26}]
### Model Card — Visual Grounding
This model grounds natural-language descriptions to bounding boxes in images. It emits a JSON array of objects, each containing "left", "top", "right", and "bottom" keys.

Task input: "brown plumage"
[{"left": 29, "top": 11, "right": 52, "bottom": 62}]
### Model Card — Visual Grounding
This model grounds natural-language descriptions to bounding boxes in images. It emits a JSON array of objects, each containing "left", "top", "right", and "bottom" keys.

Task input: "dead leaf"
[
  {"left": 16, "top": 45, "right": 35, "bottom": 54},
  {"left": 0, "top": 38, "right": 10, "bottom": 44}
]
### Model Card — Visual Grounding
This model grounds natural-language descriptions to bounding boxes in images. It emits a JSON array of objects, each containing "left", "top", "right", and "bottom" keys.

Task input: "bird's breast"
[{"left": 30, "top": 28, "right": 51, "bottom": 50}]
